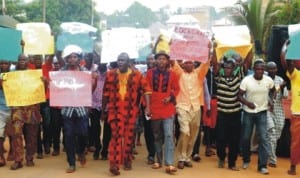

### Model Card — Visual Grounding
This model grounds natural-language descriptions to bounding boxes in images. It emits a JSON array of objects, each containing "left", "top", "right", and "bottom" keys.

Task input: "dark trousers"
[
  {"left": 50, "top": 107, "right": 63, "bottom": 151},
  {"left": 63, "top": 113, "right": 88, "bottom": 166},
  {"left": 37, "top": 100, "right": 52, "bottom": 154},
  {"left": 142, "top": 107, "right": 155, "bottom": 159},
  {"left": 88, "top": 109, "right": 102, "bottom": 155},
  {"left": 216, "top": 111, "right": 241, "bottom": 167},
  {"left": 101, "top": 121, "right": 111, "bottom": 158}
]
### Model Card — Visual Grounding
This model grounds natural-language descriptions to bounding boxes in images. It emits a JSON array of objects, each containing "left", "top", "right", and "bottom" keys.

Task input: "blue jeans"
[
  {"left": 241, "top": 111, "right": 269, "bottom": 169},
  {"left": 151, "top": 116, "right": 175, "bottom": 166}
]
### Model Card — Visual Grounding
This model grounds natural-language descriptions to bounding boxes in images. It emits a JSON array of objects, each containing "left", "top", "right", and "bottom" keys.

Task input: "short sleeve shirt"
[{"left": 240, "top": 74, "right": 274, "bottom": 113}]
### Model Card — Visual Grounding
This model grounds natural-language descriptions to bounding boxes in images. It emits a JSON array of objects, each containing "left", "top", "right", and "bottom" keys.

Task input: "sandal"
[
  {"left": 110, "top": 166, "right": 120, "bottom": 176},
  {"left": 288, "top": 169, "right": 296, "bottom": 175},
  {"left": 165, "top": 165, "right": 177, "bottom": 174},
  {"left": 152, "top": 162, "right": 162, "bottom": 169}
]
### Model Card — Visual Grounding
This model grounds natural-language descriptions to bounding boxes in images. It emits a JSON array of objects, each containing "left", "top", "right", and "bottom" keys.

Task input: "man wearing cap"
[
  {"left": 145, "top": 51, "right": 179, "bottom": 174},
  {"left": 101, "top": 52, "right": 151, "bottom": 176},
  {"left": 59, "top": 45, "right": 97, "bottom": 173},
  {"left": 211, "top": 57, "right": 244, "bottom": 171},
  {"left": 172, "top": 56, "right": 210, "bottom": 169}
]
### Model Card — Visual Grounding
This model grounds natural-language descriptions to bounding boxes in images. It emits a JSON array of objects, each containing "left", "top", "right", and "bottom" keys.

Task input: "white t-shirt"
[{"left": 240, "top": 74, "right": 274, "bottom": 113}]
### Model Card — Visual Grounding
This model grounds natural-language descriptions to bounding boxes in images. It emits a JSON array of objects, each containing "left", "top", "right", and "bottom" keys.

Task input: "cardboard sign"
[
  {"left": 56, "top": 32, "right": 94, "bottom": 53},
  {"left": 212, "top": 25, "right": 252, "bottom": 60},
  {"left": 49, "top": 71, "right": 92, "bottom": 107},
  {"left": 286, "top": 24, "right": 300, "bottom": 60},
  {"left": 16, "top": 23, "right": 54, "bottom": 55},
  {"left": 2, "top": 70, "right": 46, "bottom": 106},
  {"left": 0, "top": 27, "right": 22, "bottom": 61},
  {"left": 101, "top": 28, "right": 151, "bottom": 63},
  {"left": 170, "top": 26, "right": 210, "bottom": 62}
]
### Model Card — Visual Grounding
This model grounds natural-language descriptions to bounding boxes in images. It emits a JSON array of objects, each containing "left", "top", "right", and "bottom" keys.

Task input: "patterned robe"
[
  {"left": 6, "top": 104, "right": 41, "bottom": 163},
  {"left": 103, "top": 69, "right": 151, "bottom": 169}
]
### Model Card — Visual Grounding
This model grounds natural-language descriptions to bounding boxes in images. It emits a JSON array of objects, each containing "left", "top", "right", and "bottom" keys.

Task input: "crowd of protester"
[{"left": 0, "top": 38, "right": 299, "bottom": 176}]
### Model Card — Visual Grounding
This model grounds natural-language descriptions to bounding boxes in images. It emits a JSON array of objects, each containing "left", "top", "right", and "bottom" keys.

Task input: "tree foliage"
[
  {"left": 1, "top": 0, "right": 27, "bottom": 22},
  {"left": 105, "top": 2, "right": 158, "bottom": 28},
  {"left": 228, "top": 0, "right": 277, "bottom": 55},
  {"left": 231, "top": 0, "right": 300, "bottom": 56},
  {"left": 2, "top": 0, "right": 100, "bottom": 37},
  {"left": 274, "top": 0, "right": 300, "bottom": 24}
]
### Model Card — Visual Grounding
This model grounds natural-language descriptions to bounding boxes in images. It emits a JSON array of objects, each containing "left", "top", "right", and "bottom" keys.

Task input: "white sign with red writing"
[
  {"left": 49, "top": 71, "right": 92, "bottom": 107},
  {"left": 170, "top": 26, "right": 210, "bottom": 62}
]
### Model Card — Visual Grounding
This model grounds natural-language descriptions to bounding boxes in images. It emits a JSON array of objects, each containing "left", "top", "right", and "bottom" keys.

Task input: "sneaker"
[
  {"left": 259, "top": 167, "right": 269, "bottom": 175},
  {"left": 66, "top": 165, "right": 76, "bottom": 173},
  {"left": 243, "top": 162, "right": 250, "bottom": 169},
  {"left": 192, "top": 154, "right": 201, "bottom": 162},
  {"left": 218, "top": 160, "right": 225, "bottom": 168}
]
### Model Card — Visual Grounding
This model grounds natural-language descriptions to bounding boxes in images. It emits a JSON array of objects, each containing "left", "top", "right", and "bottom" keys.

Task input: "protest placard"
[
  {"left": 170, "top": 26, "right": 210, "bottom": 62},
  {"left": 2, "top": 70, "right": 45, "bottom": 106},
  {"left": 49, "top": 71, "right": 92, "bottom": 107},
  {"left": 0, "top": 27, "right": 22, "bottom": 61},
  {"left": 17, "top": 23, "right": 54, "bottom": 55},
  {"left": 286, "top": 24, "right": 300, "bottom": 60},
  {"left": 212, "top": 25, "right": 252, "bottom": 60},
  {"left": 56, "top": 32, "right": 94, "bottom": 53}
]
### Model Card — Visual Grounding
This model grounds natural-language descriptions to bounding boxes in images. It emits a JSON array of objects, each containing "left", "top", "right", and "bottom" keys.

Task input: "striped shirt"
[
  {"left": 61, "top": 106, "right": 88, "bottom": 118},
  {"left": 214, "top": 67, "right": 243, "bottom": 113}
]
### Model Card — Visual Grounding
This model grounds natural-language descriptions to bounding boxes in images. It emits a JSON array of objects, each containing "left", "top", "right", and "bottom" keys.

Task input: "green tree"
[
  {"left": 228, "top": 0, "right": 277, "bottom": 56},
  {"left": 1, "top": 0, "right": 27, "bottom": 22},
  {"left": 274, "top": 0, "right": 300, "bottom": 24},
  {"left": 106, "top": 2, "right": 157, "bottom": 28},
  {"left": 2, "top": 0, "right": 100, "bottom": 37},
  {"left": 25, "top": 0, "right": 100, "bottom": 36},
  {"left": 125, "top": 2, "right": 158, "bottom": 28}
]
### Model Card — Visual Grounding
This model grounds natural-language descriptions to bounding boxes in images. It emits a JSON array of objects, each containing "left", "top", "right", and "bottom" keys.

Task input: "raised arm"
[
  {"left": 280, "top": 39, "right": 289, "bottom": 72},
  {"left": 243, "top": 50, "right": 253, "bottom": 74},
  {"left": 211, "top": 46, "right": 220, "bottom": 75}
]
